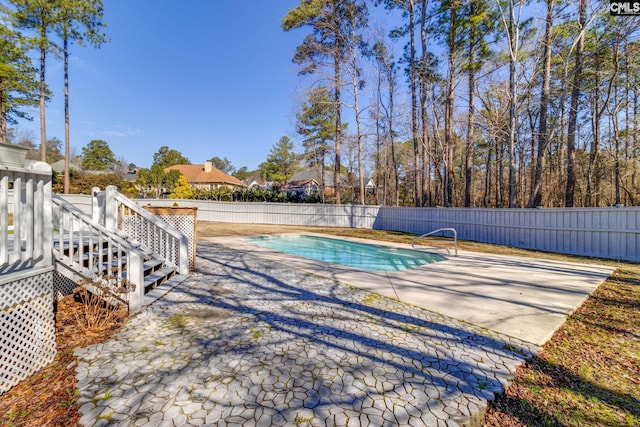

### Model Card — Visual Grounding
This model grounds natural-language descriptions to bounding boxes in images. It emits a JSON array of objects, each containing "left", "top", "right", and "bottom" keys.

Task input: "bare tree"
[{"left": 565, "top": 0, "right": 586, "bottom": 207}]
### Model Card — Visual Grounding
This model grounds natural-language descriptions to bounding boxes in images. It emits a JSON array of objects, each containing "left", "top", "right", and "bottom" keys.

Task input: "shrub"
[{"left": 72, "top": 275, "right": 131, "bottom": 331}]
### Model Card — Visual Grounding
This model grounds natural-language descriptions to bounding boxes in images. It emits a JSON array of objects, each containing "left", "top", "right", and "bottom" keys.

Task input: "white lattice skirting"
[
  {"left": 53, "top": 270, "right": 79, "bottom": 300},
  {"left": 0, "top": 267, "right": 56, "bottom": 395},
  {"left": 154, "top": 213, "right": 196, "bottom": 271},
  {"left": 140, "top": 207, "right": 197, "bottom": 271}
]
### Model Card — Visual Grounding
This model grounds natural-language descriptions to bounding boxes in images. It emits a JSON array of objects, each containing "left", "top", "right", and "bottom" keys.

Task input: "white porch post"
[
  {"left": 127, "top": 251, "right": 145, "bottom": 312},
  {"left": 91, "top": 187, "right": 101, "bottom": 224},
  {"left": 33, "top": 161, "right": 52, "bottom": 268},
  {"left": 105, "top": 185, "right": 117, "bottom": 231}
]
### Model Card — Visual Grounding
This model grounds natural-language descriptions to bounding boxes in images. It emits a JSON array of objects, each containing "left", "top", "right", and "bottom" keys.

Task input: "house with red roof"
[{"left": 165, "top": 161, "right": 246, "bottom": 190}]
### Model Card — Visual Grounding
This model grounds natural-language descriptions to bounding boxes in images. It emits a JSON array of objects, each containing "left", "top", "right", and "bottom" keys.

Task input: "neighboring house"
[
  {"left": 50, "top": 160, "right": 117, "bottom": 176},
  {"left": 286, "top": 170, "right": 347, "bottom": 197},
  {"left": 352, "top": 177, "right": 377, "bottom": 192},
  {"left": 366, "top": 179, "right": 376, "bottom": 191},
  {"left": 246, "top": 180, "right": 274, "bottom": 190},
  {"left": 165, "top": 161, "right": 246, "bottom": 190},
  {"left": 50, "top": 159, "right": 83, "bottom": 175},
  {"left": 122, "top": 169, "right": 138, "bottom": 182}
]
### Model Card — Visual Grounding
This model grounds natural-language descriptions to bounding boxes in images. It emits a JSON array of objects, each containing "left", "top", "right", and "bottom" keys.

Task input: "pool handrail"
[{"left": 411, "top": 228, "right": 458, "bottom": 257}]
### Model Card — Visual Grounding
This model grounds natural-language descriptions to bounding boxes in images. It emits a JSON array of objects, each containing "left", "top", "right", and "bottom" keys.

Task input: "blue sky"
[{"left": 16, "top": 0, "right": 311, "bottom": 170}]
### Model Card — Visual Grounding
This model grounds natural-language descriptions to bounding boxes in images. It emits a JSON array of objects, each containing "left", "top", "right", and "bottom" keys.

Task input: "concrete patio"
[
  {"left": 75, "top": 241, "right": 550, "bottom": 427},
  {"left": 212, "top": 233, "right": 614, "bottom": 346}
]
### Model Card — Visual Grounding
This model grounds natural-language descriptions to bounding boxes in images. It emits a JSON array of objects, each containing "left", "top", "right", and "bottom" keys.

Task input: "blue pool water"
[{"left": 245, "top": 235, "right": 445, "bottom": 271}]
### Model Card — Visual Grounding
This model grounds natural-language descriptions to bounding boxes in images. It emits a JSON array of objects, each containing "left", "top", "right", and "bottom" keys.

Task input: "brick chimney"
[{"left": 204, "top": 161, "right": 212, "bottom": 173}]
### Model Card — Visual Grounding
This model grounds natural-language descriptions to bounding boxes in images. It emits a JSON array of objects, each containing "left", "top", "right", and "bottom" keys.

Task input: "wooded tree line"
[
  {"left": 3, "top": 1, "right": 639, "bottom": 207},
  {"left": 284, "top": 0, "right": 640, "bottom": 207}
]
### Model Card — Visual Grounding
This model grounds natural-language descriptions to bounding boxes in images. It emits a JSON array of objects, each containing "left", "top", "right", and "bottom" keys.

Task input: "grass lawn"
[
  {"left": 0, "top": 222, "right": 637, "bottom": 426},
  {"left": 483, "top": 265, "right": 639, "bottom": 426}
]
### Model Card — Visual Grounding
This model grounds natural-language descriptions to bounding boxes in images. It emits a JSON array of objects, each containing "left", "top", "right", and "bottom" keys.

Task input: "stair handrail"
[
  {"left": 52, "top": 195, "right": 146, "bottom": 312},
  {"left": 411, "top": 227, "right": 458, "bottom": 257},
  {"left": 105, "top": 186, "right": 189, "bottom": 275}
]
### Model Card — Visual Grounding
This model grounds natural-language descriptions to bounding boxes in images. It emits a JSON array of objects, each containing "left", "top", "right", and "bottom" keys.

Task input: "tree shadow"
[
  {"left": 195, "top": 243, "right": 536, "bottom": 358},
  {"left": 75, "top": 241, "right": 553, "bottom": 426}
]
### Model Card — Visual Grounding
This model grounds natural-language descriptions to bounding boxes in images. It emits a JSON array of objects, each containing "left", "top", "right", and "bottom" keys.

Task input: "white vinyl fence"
[
  {"left": 372, "top": 206, "right": 638, "bottom": 262},
  {"left": 59, "top": 196, "right": 639, "bottom": 262}
]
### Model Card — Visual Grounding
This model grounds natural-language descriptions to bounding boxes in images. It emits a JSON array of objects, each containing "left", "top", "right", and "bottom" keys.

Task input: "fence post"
[
  {"left": 91, "top": 187, "right": 101, "bottom": 224},
  {"left": 34, "top": 161, "right": 52, "bottom": 268},
  {"left": 127, "top": 251, "right": 144, "bottom": 313},
  {"left": 179, "top": 236, "right": 189, "bottom": 274},
  {"left": 105, "top": 185, "right": 117, "bottom": 231}
]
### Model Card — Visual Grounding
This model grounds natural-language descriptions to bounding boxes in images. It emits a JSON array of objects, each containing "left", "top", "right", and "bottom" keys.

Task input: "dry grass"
[{"left": 484, "top": 266, "right": 639, "bottom": 426}]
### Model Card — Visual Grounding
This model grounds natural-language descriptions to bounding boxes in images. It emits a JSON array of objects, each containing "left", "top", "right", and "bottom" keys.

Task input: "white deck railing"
[
  {"left": 102, "top": 186, "right": 189, "bottom": 275},
  {"left": 1, "top": 160, "right": 52, "bottom": 273},
  {"left": 52, "top": 195, "right": 146, "bottom": 312}
]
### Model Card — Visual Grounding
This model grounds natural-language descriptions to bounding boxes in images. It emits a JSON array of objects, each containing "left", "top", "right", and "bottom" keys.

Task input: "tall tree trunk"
[
  {"left": 389, "top": 69, "right": 399, "bottom": 206},
  {"left": 587, "top": 76, "right": 599, "bottom": 206},
  {"left": 464, "top": 69, "right": 475, "bottom": 207},
  {"left": 320, "top": 153, "right": 326, "bottom": 204},
  {"left": 624, "top": 40, "right": 630, "bottom": 205},
  {"left": 614, "top": 110, "right": 621, "bottom": 205},
  {"left": 629, "top": 44, "right": 637, "bottom": 204},
  {"left": 464, "top": 1, "right": 478, "bottom": 207},
  {"left": 483, "top": 144, "right": 493, "bottom": 207},
  {"left": 408, "top": 0, "right": 420, "bottom": 206},
  {"left": 334, "top": 54, "right": 342, "bottom": 204},
  {"left": 64, "top": 21, "right": 70, "bottom": 194},
  {"left": 565, "top": 0, "right": 586, "bottom": 207},
  {"left": 344, "top": 9, "right": 365, "bottom": 205},
  {"left": 527, "top": 0, "right": 555, "bottom": 208},
  {"left": 419, "top": 0, "right": 430, "bottom": 206},
  {"left": 38, "top": 14, "right": 47, "bottom": 162},
  {"left": 507, "top": 0, "right": 518, "bottom": 207},
  {"left": 634, "top": 81, "right": 639, "bottom": 204},
  {"left": 587, "top": 46, "right": 616, "bottom": 206},
  {"left": 497, "top": 136, "right": 506, "bottom": 207},
  {"left": 431, "top": 109, "right": 444, "bottom": 205},
  {"left": 353, "top": 60, "right": 365, "bottom": 205},
  {"left": 0, "top": 78, "right": 6, "bottom": 145},
  {"left": 611, "top": 37, "right": 621, "bottom": 205},
  {"left": 375, "top": 69, "right": 384, "bottom": 205},
  {"left": 375, "top": 99, "right": 383, "bottom": 205},
  {"left": 444, "top": 1, "right": 458, "bottom": 206}
]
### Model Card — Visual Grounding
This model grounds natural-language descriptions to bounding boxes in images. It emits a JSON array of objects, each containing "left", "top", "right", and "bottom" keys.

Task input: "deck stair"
[
  {"left": 52, "top": 190, "right": 190, "bottom": 312},
  {"left": 53, "top": 236, "right": 179, "bottom": 292}
]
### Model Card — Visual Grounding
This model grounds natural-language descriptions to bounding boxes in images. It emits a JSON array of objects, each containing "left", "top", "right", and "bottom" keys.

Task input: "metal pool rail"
[{"left": 411, "top": 228, "right": 458, "bottom": 256}]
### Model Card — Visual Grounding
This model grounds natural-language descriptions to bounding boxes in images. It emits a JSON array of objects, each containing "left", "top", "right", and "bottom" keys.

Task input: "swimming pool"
[{"left": 245, "top": 235, "right": 445, "bottom": 271}]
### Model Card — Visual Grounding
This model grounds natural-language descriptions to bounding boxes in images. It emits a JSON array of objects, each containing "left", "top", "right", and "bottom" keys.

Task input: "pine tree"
[
  {"left": 0, "top": 13, "right": 38, "bottom": 144},
  {"left": 81, "top": 139, "right": 115, "bottom": 171},
  {"left": 56, "top": 0, "right": 107, "bottom": 193},
  {"left": 8, "top": 0, "right": 61, "bottom": 161},
  {"left": 283, "top": 0, "right": 367, "bottom": 203}
]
